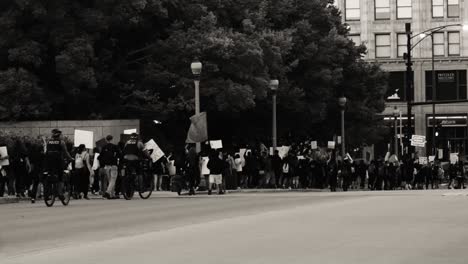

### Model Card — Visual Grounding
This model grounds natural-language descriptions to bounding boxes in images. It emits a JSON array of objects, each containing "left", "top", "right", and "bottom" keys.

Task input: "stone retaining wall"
[{"left": 0, "top": 120, "right": 140, "bottom": 143}]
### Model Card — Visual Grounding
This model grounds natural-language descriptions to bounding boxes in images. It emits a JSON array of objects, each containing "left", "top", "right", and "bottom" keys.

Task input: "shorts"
[{"left": 209, "top": 174, "right": 222, "bottom": 185}]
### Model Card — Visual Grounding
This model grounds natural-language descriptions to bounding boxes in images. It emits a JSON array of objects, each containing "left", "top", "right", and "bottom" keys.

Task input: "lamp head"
[
  {"left": 191, "top": 61, "right": 202, "bottom": 76},
  {"left": 269, "top": 79, "right": 279, "bottom": 91},
  {"left": 338, "top": 96, "right": 347, "bottom": 108}
]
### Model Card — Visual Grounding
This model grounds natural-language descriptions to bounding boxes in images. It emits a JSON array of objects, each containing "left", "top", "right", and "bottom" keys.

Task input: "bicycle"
[
  {"left": 43, "top": 169, "right": 71, "bottom": 207},
  {"left": 121, "top": 159, "right": 154, "bottom": 200}
]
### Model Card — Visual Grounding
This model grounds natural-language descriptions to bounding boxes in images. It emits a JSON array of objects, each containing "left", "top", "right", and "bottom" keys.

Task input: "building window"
[
  {"left": 426, "top": 70, "right": 467, "bottom": 101},
  {"left": 432, "top": 0, "right": 444, "bottom": 18},
  {"left": 376, "top": 34, "right": 391, "bottom": 58},
  {"left": 448, "top": 32, "right": 460, "bottom": 56},
  {"left": 387, "top": 71, "right": 414, "bottom": 101},
  {"left": 448, "top": 0, "right": 460, "bottom": 18},
  {"left": 397, "top": 34, "right": 406, "bottom": 57},
  {"left": 397, "top": 0, "right": 412, "bottom": 19},
  {"left": 349, "top": 34, "right": 361, "bottom": 45},
  {"left": 433, "top": 32, "right": 445, "bottom": 56},
  {"left": 345, "top": 0, "right": 360, "bottom": 21},
  {"left": 375, "top": 0, "right": 390, "bottom": 20}
]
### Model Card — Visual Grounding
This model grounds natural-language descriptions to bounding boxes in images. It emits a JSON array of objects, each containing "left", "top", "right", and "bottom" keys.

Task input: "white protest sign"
[
  {"left": 144, "top": 139, "right": 165, "bottom": 162},
  {"left": 337, "top": 136, "right": 342, "bottom": 144},
  {"left": 201, "top": 157, "right": 210, "bottom": 175},
  {"left": 297, "top": 155, "right": 305, "bottom": 160},
  {"left": 239, "top": 148, "right": 247, "bottom": 164},
  {"left": 438, "top": 149, "right": 444, "bottom": 159},
  {"left": 0, "top": 147, "right": 9, "bottom": 166},
  {"left": 450, "top": 153, "right": 459, "bottom": 164},
  {"left": 328, "top": 141, "right": 335, "bottom": 149},
  {"left": 124, "top": 129, "right": 137, "bottom": 135},
  {"left": 311, "top": 141, "right": 318, "bottom": 150},
  {"left": 279, "top": 146, "right": 290, "bottom": 159},
  {"left": 210, "top": 140, "right": 223, "bottom": 149},
  {"left": 92, "top": 153, "right": 100, "bottom": 170},
  {"left": 429, "top": 156, "right": 436, "bottom": 162},
  {"left": 74, "top": 130, "right": 94, "bottom": 149},
  {"left": 419, "top": 157, "right": 428, "bottom": 165},
  {"left": 411, "top": 135, "right": 426, "bottom": 147}
]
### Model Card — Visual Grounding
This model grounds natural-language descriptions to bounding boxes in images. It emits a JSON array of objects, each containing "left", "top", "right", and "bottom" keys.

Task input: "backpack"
[{"left": 99, "top": 144, "right": 116, "bottom": 165}]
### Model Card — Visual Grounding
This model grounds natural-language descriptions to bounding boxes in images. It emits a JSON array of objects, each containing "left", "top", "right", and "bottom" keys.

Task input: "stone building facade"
[{"left": 335, "top": 0, "right": 468, "bottom": 158}]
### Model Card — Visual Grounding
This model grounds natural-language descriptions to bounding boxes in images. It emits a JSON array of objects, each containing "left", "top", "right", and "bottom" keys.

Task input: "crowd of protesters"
[{"left": 1, "top": 134, "right": 467, "bottom": 201}]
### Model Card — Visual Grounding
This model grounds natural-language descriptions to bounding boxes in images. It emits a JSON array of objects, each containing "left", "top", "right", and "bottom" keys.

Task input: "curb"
[{"left": 0, "top": 197, "right": 21, "bottom": 204}]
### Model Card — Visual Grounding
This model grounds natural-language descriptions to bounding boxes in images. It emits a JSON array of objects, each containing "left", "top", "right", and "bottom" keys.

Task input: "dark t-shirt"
[{"left": 99, "top": 143, "right": 119, "bottom": 166}]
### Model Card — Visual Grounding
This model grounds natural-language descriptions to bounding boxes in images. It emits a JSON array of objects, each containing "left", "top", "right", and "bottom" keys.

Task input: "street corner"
[{"left": 0, "top": 197, "right": 21, "bottom": 204}]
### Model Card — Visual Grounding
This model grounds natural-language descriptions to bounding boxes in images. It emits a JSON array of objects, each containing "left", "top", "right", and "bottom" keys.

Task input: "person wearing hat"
[{"left": 43, "top": 129, "right": 73, "bottom": 201}]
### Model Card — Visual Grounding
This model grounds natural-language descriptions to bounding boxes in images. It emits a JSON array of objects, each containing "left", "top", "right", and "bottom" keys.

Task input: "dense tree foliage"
[{"left": 0, "top": 0, "right": 388, "bottom": 147}]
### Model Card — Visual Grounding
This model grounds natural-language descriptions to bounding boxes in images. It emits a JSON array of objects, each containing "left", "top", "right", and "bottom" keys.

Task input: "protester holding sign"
[{"left": 73, "top": 144, "right": 93, "bottom": 200}]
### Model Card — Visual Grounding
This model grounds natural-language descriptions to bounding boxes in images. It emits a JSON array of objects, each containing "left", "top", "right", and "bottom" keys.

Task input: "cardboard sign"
[
  {"left": 0, "top": 147, "right": 9, "bottom": 166},
  {"left": 279, "top": 146, "right": 290, "bottom": 159},
  {"left": 92, "top": 153, "right": 100, "bottom": 170},
  {"left": 450, "top": 153, "right": 459, "bottom": 164},
  {"left": 144, "top": 139, "right": 165, "bottom": 162},
  {"left": 311, "top": 141, "right": 318, "bottom": 150},
  {"left": 74, "top": 130, "right": 94, "bottom": 149},
  {"left": 124, "top": 129, "right": 137, "bottom": 135},
  {"left": 210, "top": 140, "right": 223, "bottom": 149},
  {"left": 419, "top": 157, "right": 428, "bottom": 165},
  {"left": 201, "top": 157, "right": 210, "bottom": 175},
  {"left": 411, "top": 135, "right": 426, "bottom": 147},
  {"left": 328, "top": 141, "right": 335, "bottom": 149}
]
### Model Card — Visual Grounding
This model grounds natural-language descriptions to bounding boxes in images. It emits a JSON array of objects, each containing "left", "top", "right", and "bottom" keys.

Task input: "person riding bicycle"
[
  {"left": 44, "top": 129, "right": 73, "bottom": 200},
  {"left": 122, "top": 133, "right": 149, "bottom": 176}
]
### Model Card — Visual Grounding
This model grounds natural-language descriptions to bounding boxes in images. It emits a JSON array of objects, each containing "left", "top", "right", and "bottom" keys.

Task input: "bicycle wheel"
[
  {"left": 44, "top": 182, "right": 56, "bottom": 207},
  {"left": 61, "top": 181, "right": 71, "bottom": 206},
  {"left": 138, "top": 173, "right": 153, "bottom": 199},
  {"left": 122, "top": 175, "right": 135, "bottom": 200}
]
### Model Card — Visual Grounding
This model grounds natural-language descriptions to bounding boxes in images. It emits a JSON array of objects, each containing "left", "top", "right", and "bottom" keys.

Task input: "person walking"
[
  {"left": 207, "top": 150, "right": 225, "bottom": 195},
  {"left": 11, "top": 138, "right": 31, "bottom": 197},
  {"left": 185, "top": 144, "right": 199, "bottom": 195},
  {"left": 234, "top": 153, "right": 244, "bottom": 189},
  {"left": 73, "top": 144, "right": 93, "bottom": 199},
  {"left": 99, "top": 135, "right": 120, "bottom": 199}
]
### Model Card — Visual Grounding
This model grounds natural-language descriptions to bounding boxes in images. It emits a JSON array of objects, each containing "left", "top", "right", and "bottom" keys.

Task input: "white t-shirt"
[{"left": 234, "top": 158, "right": 243, "bottom": 172}]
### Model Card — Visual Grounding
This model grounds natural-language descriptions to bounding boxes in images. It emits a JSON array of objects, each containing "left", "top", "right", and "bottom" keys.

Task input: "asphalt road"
[{"left": 1, "top": 190, "right": 468, "bottom": 264}]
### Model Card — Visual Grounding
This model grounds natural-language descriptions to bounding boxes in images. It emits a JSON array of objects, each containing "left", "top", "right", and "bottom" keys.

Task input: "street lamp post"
[
  {"left": 405, "top": 23, "right": 468, "bottom": 159},
  {"left": 191, "top": 61, "right": 203, "bottom": 153},
  {"left": 270, "top": 80, "right": 279, "bottom": 152},
  {"left": 338, "top": 96, "right": 347, "bottom": 161},
  {"left": 393, "top": 107, "right": 399, "bottom": 158}
]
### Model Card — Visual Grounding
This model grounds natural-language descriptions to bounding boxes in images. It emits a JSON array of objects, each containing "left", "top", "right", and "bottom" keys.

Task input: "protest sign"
[
  {"left": 201, "top": 157, "right": 210, "bottom": 175},
  {"left": 311, "top": 141, "right": 318, "bottom": 150},
  {"left": 279, "top": 146, "right": 290, "bottom": 158},
  {"left": 210, "top": 140, "right": 223, "bottom": 149},
  {"left": 74, "top": 130, "right": 94, "bottom": 149},
  {"left": 450, "top": 153, "right": 459, "bottom": 164},
  {"left": 328, "top": 141, "right": 335, "bottom": 149},
  {"left": 92, "top": 153, "right": 100, "bottom": 170},
  {"left": 411, "top": 135, "right": 426, "bottom": 147},
  {"left": 438, "top": 149, "right": 444, "bottom": 159},
  {"left": 239, "top": 148, "right": 247, "bottom": 164},
  {"left": 124, "top": 129, "right": 137, "bottom": 135},
  {"left": 144, "top": 139, "right": 165, "bottom": 162},
  {"left": 419, "top": 157, "right": 428, "bottom": 165},
  {"left": 429, "top": 156, "right": 436, "bottom": 162},
  {"left": 0, "top": 147, "right": 9, "bottom": 166}
]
